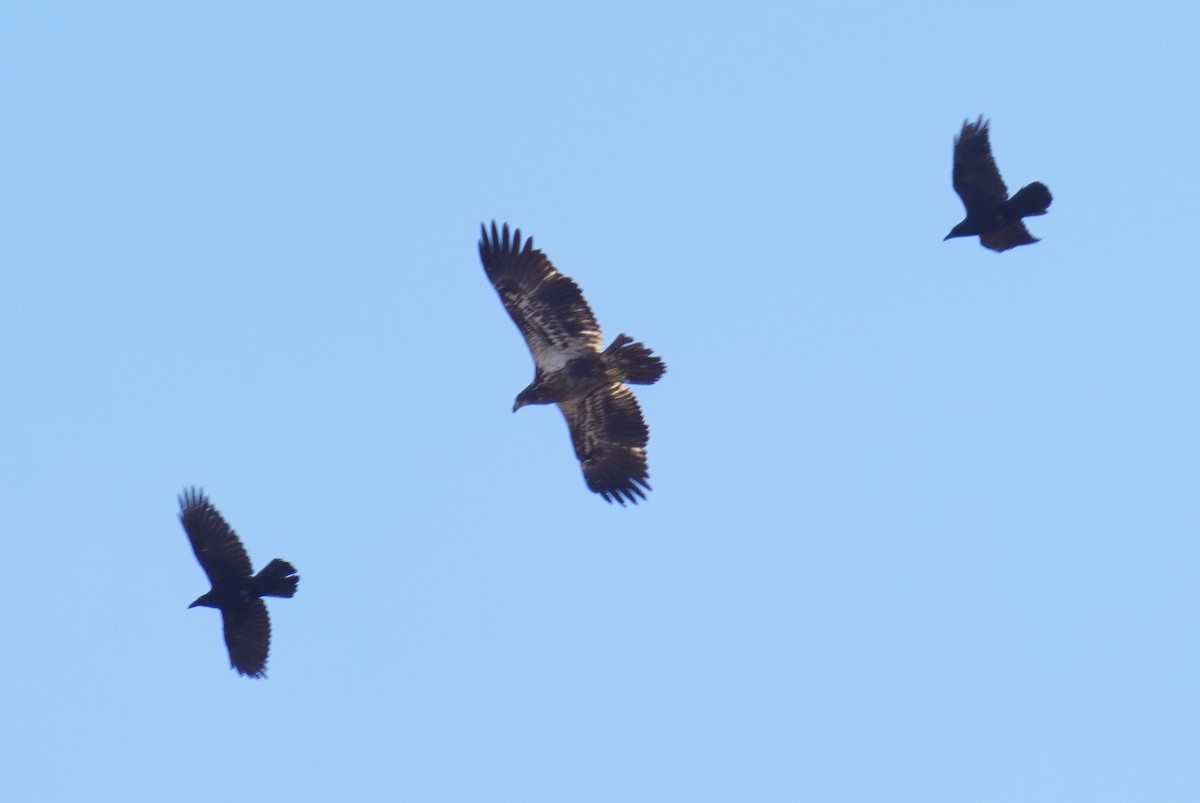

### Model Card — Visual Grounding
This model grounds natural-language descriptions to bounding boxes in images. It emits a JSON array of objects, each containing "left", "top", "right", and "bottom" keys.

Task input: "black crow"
[
  {"left": 945, "top": 116, "right": 1052, "bottom": 252},
  {"left": 178, "top": 488, "right": 298, "bottom": 678}
]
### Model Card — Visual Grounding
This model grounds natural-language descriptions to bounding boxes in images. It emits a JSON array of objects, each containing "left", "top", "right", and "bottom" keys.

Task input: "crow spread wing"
[
  {"left": 980, "top": 222, "right": 1039, "bottom": 252},
  {"left": 179, "top": 488, "right": 253, "bottom": 585},
  {"left": 952, "top": 116, "right": 1009, "bottom": 212},
  {"left": 479, "top": 222, "right": 604, "bottom": 374},
  {"left": 221, "top": 596, "right": 272, "bottom": 678},
  {"left": 559, "top": 384, "right": 651, "bottom": 505}
]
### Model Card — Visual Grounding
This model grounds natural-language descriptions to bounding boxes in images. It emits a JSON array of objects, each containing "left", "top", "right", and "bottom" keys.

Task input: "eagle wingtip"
[{"left": 599, "top": 477, "right": 651, "bottom": 506}]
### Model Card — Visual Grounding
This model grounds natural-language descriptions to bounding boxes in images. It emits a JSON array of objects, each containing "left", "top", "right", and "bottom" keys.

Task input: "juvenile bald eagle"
[
  {"left": 945, "top": 116, "right": 1052, "bottom": 252},
  {"left": 478, "top": 222, "right": 666, "bottom": 505},
  {"left": 178, "top": 488, "right": 299, "bottom": 678}
]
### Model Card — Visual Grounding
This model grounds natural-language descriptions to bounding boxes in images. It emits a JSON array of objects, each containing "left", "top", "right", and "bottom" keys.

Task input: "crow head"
[{"left": 188, "top": 591, "right": 218, "bottom": 609}]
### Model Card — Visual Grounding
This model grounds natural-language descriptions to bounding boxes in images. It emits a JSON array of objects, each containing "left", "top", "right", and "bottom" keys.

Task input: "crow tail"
[
  {"left": 604, "top": 334, "right": 666, "bottom": 385},
  {"left": 1010, "top": 181, "right": 1052, "bottom": 217},
  {"left": 255, "top": 558, "right": 299, "bottom": 598}
]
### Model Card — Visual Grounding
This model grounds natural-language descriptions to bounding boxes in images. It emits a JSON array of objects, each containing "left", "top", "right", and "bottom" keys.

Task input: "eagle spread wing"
[
  {"left": 221, "top": 596, "right": 272, "bottom": 678},
  {"left": 179, "top": 488, "right": 253, "bottom": 585},
  {"left": 479, "top": 221, "right": 604, "bottom": 373},
  {"left": 952, "top": 116, "right": 1009, "bottom": 211},
  {"left": 559, "top": 384, "right": 651, "bottom": 505}
]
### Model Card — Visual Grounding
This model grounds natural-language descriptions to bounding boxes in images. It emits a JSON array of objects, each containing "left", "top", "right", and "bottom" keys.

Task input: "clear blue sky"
[{"left": 2, "top": 2, "right": 1198, "bottom": 801}]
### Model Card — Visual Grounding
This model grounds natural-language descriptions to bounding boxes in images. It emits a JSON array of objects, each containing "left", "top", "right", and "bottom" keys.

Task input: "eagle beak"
[{"left": 512, "top": 400, "right": 523, "bottom": 413}]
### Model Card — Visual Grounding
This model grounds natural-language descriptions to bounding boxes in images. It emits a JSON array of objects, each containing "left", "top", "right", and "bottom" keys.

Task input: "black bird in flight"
[
  {"left": 178, "top": 488, "right": 299, "bottom": 678},
  {"left": 944, "top": 116, "right": 1052, "bottom": 252},
  {"left": 479, "top": 222, "right": 666, "bottom": 505}
]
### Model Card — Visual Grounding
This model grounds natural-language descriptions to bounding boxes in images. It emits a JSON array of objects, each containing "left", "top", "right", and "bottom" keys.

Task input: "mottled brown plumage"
[{"left": 479, "top": 222, "right": 665, "bottom": 505}]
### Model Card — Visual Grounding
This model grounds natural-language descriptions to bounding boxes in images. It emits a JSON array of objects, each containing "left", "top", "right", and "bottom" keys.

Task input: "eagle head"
[{"left": 513, "top": 382, "right": 553, "bottom": 411}]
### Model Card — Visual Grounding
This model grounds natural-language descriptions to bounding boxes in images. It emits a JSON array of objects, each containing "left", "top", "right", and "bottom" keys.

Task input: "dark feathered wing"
[
  {"left": 179, "top": 488, "right": 253, "bottom": 585},
  {"left": 221, "top": 597, "right": 272, "bottom": 678},
  {"left": 980, "top": 223, "right": 1039, "bottom": 252},
  {"left": 559, "top": 384, "right": 651, "bottom": 505},
  {"left": 952, "top": 116, "right": 1009, "bottom": 212},
  {"left": 479, "top": 222, "right": 604, "bottom": 372}
]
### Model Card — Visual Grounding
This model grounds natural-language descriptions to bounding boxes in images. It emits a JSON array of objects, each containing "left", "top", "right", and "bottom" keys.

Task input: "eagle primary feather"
[{"left": 479, "top": 222, "right": 666, "bottom": 505}]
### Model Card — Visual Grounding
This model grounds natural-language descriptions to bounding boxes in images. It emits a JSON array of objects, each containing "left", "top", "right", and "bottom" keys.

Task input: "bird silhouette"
[
  {"left": 178, "top": 488, "right": 298, "bottom": 678},
  {"left": 945, "top": 116, "right": 1052, "bottom": 252}
]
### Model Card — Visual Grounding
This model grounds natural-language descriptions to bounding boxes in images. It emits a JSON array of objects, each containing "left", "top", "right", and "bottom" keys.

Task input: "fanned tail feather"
[
  {"left": 254, "top": 558, "right": 299, "bottom": 598},
  {"left": 1009, "top": 181, "right": 1052, "bottom": 217},
  {"left": 604, "top": 334, "right": 666, "bottom": 385}
]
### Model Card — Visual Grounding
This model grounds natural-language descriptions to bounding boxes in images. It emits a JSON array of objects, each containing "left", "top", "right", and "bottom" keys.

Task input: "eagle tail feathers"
[{"left": 604, "top": 334, "right": 665, "bottom": 385}]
